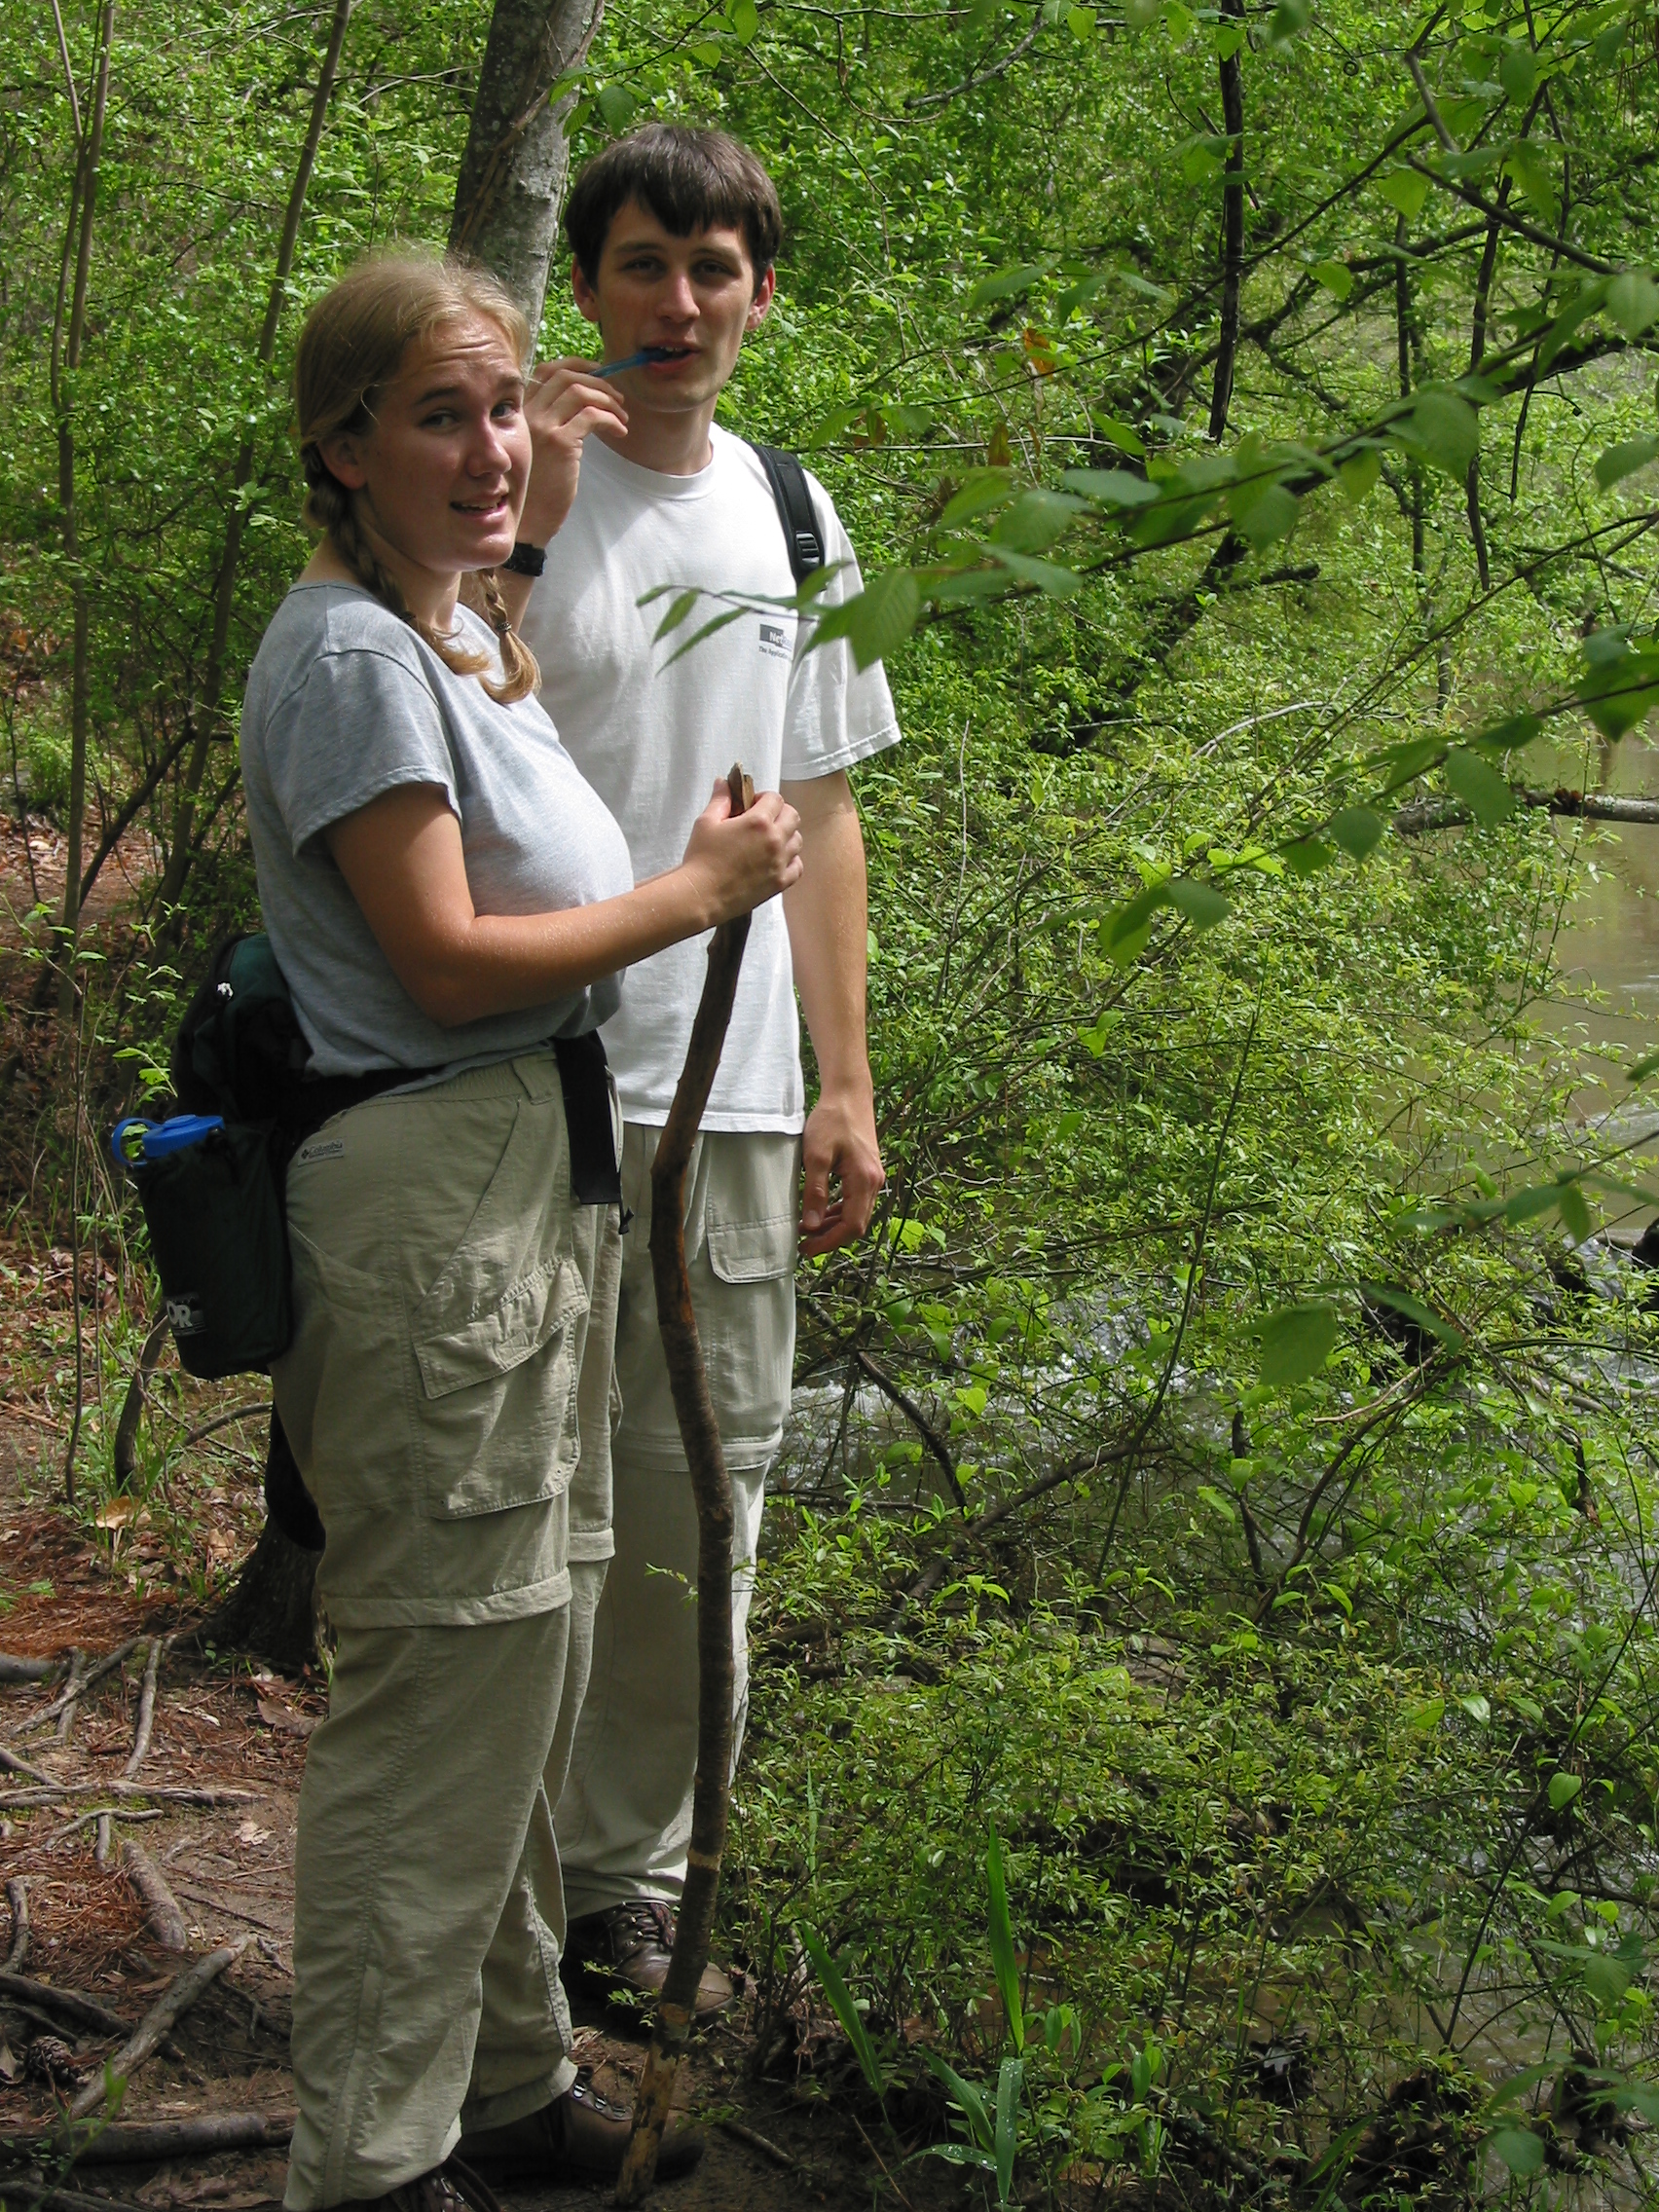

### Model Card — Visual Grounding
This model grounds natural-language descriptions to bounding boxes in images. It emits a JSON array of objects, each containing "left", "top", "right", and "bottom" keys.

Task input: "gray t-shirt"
[{"left": 241, "top": 581, "right": 634, "bottom": 1078}]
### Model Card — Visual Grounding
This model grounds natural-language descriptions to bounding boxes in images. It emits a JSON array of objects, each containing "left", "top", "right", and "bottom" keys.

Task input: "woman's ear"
[{"left": 318, "top": 432, "right": 369, "bottom": 491}]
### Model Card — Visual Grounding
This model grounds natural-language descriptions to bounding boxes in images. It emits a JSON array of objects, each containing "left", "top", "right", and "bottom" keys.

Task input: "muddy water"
[{"left": 1527, "top": 729, "right": 1659, "bottom": 1090}]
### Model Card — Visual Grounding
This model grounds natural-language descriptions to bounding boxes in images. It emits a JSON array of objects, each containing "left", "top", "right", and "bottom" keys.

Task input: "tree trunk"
[
  {"left": 201, "top": 1515, "right": 320, "bottom": 1673},
  {"left": 54, "top": 0, "right": 114, "bottom": 1030},
  {"left": 449, "top": 0, "right": 608, "bottom": 337},
  {"left": 1206, "top": 0, "right": 1244, "bottom": 443}
]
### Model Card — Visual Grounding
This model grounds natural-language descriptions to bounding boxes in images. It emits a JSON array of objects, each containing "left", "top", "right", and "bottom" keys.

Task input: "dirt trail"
[{"left": 0, "top": 1419, "right": 899, "bottom": 2212}]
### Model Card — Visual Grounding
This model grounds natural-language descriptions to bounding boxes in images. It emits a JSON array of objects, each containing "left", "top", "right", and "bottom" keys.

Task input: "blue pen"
[{"left": 595, "top": 347, "right": 680, "bottom": 378}]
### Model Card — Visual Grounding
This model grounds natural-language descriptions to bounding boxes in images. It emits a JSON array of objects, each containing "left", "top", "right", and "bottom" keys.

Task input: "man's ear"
[
  {"left": 746, "top": 266, "right": 776, "bottom": 334},
  {"left": 571, "top": 261, "right": 603, "bottom": 329},
  {"left": 318, "top": 432, "right": 368, "bottom": 491}
]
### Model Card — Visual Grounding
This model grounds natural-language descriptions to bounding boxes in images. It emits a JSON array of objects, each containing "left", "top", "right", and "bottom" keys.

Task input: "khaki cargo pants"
[
  {"left": 556, "top": 1120, "right": 797, "bottom": 1916},
  {"left": 272, "top": 1051, "right": 621, "bottom": 2210}
]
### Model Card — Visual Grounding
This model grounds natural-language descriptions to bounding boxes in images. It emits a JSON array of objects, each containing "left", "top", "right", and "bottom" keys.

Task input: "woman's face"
[{"left": 320, "top": 314, "right": 530, "bottom": 580}]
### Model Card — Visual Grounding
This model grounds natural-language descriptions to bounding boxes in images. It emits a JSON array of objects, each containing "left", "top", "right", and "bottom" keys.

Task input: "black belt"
[{"left": 281, "top": 1033, "right": 621, "bottom": 1208}]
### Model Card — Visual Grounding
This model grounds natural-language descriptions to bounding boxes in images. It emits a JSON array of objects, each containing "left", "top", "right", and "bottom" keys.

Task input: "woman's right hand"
[{"left": 680, "top": 783, "right": 803, "bottom": 925}]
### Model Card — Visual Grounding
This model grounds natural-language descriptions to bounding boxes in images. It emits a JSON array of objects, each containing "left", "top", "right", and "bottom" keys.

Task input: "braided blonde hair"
[{"left": 295, "top": 252, "right": 540, "bottom": 706}]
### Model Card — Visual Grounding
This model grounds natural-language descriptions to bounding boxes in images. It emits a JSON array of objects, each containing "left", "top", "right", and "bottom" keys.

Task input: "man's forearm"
[{"left": 783, "top": 774, "right": 871, "bottom": 1096}]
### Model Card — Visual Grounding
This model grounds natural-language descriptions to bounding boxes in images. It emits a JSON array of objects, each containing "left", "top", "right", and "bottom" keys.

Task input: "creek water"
[{"left": 1529, "top": 730, "right": 1659, "bottom": 1090}]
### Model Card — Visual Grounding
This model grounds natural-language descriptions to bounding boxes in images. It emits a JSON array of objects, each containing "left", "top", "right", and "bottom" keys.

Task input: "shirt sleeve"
[
  {"left": 269, "top": 643, "right": 460, "bottom": 858},
  {"left": 780, "top": 472, "right": 903, "bottom": 783}
]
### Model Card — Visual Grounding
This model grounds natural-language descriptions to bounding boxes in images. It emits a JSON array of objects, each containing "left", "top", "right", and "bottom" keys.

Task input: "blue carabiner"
[{"left": 111, "top": 1114, "right": 225, "bottom": 1167}]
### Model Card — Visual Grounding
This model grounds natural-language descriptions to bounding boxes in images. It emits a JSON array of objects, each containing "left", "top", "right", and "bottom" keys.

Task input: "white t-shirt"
[{"left": 519, "top": 424, "right": 900, "bottom": 1131}]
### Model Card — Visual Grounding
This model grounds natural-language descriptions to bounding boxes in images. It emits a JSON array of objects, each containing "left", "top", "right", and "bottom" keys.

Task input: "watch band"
[{"left": 502, "top": 540, "right": 547, "bottom": 578}]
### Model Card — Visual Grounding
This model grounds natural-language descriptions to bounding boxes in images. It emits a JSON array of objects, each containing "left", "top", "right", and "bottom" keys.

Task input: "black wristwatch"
[{"left": 502, "top": 540, "right": 547, "bottom": 577}]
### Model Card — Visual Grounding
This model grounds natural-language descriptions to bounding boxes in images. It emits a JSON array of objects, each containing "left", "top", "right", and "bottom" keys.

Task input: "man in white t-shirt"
[{"left": 496, "top": 124, "right": 899, "bottom": 2021}]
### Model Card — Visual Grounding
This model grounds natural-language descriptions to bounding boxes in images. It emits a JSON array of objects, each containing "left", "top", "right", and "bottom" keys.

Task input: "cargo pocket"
[
  {"left": 411, "top": 1250, "right": 590, "bottom": 1520},
  {"left": 705, "top": 1208, "right": 796, "bottom": 1285}
]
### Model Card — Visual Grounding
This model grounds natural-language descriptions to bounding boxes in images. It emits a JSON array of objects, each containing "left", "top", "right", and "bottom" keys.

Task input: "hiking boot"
[
  {"left": 459, "top": 2073, "right": 704, "bottom": 2185},
  {"left": 566, "top": 1899, "right": 735, "bottom": 2019},
  {"left": 336, "top": 2157, "right": 499, "bottom": 2212}
]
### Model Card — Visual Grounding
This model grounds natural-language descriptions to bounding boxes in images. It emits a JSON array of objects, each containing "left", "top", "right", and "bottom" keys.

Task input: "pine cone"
[{"left": 25, "top": 2032, "right": 80, "bottom": 2085}]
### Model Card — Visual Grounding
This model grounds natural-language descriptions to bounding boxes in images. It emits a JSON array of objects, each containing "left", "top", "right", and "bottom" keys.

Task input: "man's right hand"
[
  {"left": 515, "top": 358, "right": 630, "bottom": 548},
  {"left": 681, "top": 783, "right": 803, "bottom": 926}
]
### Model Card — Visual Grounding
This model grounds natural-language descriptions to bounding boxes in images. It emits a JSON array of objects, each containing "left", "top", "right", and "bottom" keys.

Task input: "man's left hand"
[{"left": 800, "top": 1085, "right": 885, "bottom": 1258}]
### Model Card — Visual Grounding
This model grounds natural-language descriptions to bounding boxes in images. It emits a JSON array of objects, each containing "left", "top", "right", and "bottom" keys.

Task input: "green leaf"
[
  {"left": 1124, "top": 0, "right": 1161, "bottom": 26},
  {"left": 986, "top": 1828, "right": 1024, "bottom": 2053},
  {"left": 1256, "top": 1303, "right": 1339, "bottom": 1386},
  {"left": 1100, "top": 882, "right": 1169, "bottom": 960},
  {"left": 1627, "top": 1048, "right": 1659, "bottom": 1085},
  {"left": 1547, "top": 1771, "right": 1582, "bottom": 1812},
  {"left": 729, "top": 0, "right": 760, "bottom": 40},
  {"left": 1067, "top": 4, "right": 1096, "bottom": 34},
  {"left": 1282, "top": 835, "right": 1336, "bottom": 876},
  {"left": 1378, "top": 169, "right": 1430, "bottom": 221},
  {"left": 985, "top": 546, "right": 1085, "bottom": 593},
  {"left": 1497, "top": 41, "right": 1536, "bottom": 103},
  {"left": 969, "top": 262, "right": 1048, "bottom": 311},
  {"left": 1359, "top": 1281, "right": 1463, "bottom": 1349},
  {"left": 1231, "top": 481, "right": 1299, "bottom": 547},
  {"left": 1595, "top": 435, "right": 1659, "bottom": 489},
  {"left": 1311, "top": 259, "right": 1353, "bottom": 301},
  {"left": 1406, "top": 1694, "right": 1446, "bottom": 1732},
  {"left": 651, "top": 588, "right": 702, "bottom": 642},
  {"left": 1474, "top": 711, "right": 1542, "bottom": 751},
  {"left": 659, "top": 605, "right": 749, "bottom": 667},
  {"left": 940, "top": 469, "right": 1015, "bottom": 529},
  {"left": 1267, "top": 0, "right": 1309, "bottom": 42},
  {"left": 1576, "top": 643, "right": 1659, "bottom": 741},
  {"left": 1487, "top": 2126, "right": 1546, "bottom": 2175},
  {"left": 813, "top": 569, "right": 922, "bottom": 669},
  {"left": 1443, "top": 747, "right": 1516, "bottom": 827},
  {"left": 924, "top": 2049, "right": 995, "bottom": 2153},
  {"left": 1163, "top": 877, "right": 1232, "bottom": 931},
  {"left": 1583, "top": 1952, "right": 1633, "bottom": 2005},
  {"left": 1088, "top": 415, "right": 1147, "bottom": 458},
  {"left": 1063, "top": 466, "right": 1160, "bottom": 508},
  {"left": 1329, "top": 806, "right": 1384, "bottom": 861},
  {"left": 688, "top": 37, "right": 724, "bottom": 63},
  {"left": 1404, "top": 387, "right": 1479, "bottom": 479},
  {"left": 1556, "top": 1180, "right": 1593, "bottom": 1242},
  {"left": 1339, "top": 448, "right": 1382, "bottom": 501},
  {"left": 989, "top": 488, "right": 1088, "bottom": 552},
  {"left": 1197, "top": 1483, "right": 1237, "bottom": 1522},
  {"left": 1459, "top": 1693, "right": 1492, "bottom": 1723},
  {"left": 1609, "top": 270, "right": 1659, "bottom": 339},
  {"left": 797, "top": 1923, "right": 885, "bottom": 2096},
  {"left": 1504, "top": 139, "right": 1560, "bottom": 223},
  {"left": 594, "top": 83, "right": 639, "bottom": 131},
  {"left": 995, "top": 2055, "right": 1023, "bottom": 2207}
]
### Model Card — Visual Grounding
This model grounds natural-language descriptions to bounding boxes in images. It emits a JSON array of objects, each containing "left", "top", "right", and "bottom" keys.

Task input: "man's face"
[{"left": 571, "top": 198, "right": 773, "bottom": 409}]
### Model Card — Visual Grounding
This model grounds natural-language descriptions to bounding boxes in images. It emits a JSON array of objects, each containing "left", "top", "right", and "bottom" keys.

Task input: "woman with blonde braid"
[{"left": 240, "top": 252, "right": 800, "bottom": 2212}]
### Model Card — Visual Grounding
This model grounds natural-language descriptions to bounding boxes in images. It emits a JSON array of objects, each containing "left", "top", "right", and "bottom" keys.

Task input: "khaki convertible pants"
[
  {"left": 274, "top": 1054, "right": 621, "bottom": 2210},
  {"left": 557, "top": 1122, "right": 796, "bottom": 1916}
]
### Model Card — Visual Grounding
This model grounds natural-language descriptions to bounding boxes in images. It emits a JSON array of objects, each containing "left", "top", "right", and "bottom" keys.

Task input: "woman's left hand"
[{"left": 516, "top": 359, "right": 630, "bottom": 546}]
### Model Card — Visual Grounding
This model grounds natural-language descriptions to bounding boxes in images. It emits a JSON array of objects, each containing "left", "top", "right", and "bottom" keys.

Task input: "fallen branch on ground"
[
  {"left": 0, "top": 1973, "right": 131, "bottom": 2038},
  {"left": 13, "top": 1641, "right": 139, "bottom": 1736},
  {"left": 67, "top": 1939, "right": 248, "bottom": 2120},
  {"left": 4, "top": 1878, "right": 27, "bottom": 1972},
  {"left": 0, "top": 1657, "right": 60, "bottom": 1685},
  {"left": 123, "top": 1842, "right": 189, "bottom": 1952},
  {"left": 124, "top": 1638, "right": 166, "bottom": 1780},
  {"left": 615, "top": 765, "right": 753, "bottom": 2208},
  {"left": 0, "top": 1746, "right": 58, "bottom": 1787},
  {"left": 1, "top": 2111, "right": 294, "bottom": 2167},
  {"left": 50, "top": 1806, "right": 164, "bottom": 1849},
  {"left": 0, "top": 1784, "right": 260, "bottom": 1809},
  {"left": 716, "top": 2119, "right": 799, "bottom": 2170},
  {"left": 0, "top": 2179, "right": 152, "bottom": 2212},
  {"left": 56, "top": 1649, "right": 88, "bottom": 1744}
]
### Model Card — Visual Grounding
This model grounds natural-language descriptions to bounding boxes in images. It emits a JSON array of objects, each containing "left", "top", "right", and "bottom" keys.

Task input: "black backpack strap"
[{"left": 750, "top": 442, "right": 826, "bottom": 586}]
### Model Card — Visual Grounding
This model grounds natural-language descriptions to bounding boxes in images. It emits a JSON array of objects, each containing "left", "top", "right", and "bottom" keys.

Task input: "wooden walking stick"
[{"left": 613, "top": 763, "right": 757, "bottom": 2206}]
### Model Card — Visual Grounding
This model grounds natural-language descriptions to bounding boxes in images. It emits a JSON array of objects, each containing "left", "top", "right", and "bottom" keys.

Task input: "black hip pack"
[{"left": 114, "top": 933, "right": 620, "bottom": 1382}]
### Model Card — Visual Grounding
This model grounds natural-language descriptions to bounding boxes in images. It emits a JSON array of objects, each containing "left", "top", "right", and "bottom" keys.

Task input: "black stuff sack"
[{"left": 112, "top": 1112, "right": 292, "bottom": 1380}]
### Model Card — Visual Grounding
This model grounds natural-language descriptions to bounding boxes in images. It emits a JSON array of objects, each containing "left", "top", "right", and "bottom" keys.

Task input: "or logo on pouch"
[
  {"left": 758, "top": 621, "right": 791, "bottom": 658},
  {"left": 166, "top": 1293, "right": 206, "bottom": 1336}
]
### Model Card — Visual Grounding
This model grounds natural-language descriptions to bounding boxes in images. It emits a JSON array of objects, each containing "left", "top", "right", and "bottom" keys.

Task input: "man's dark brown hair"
[{"left": 564, "top": 125, "right": 783, "bottom": 292}]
